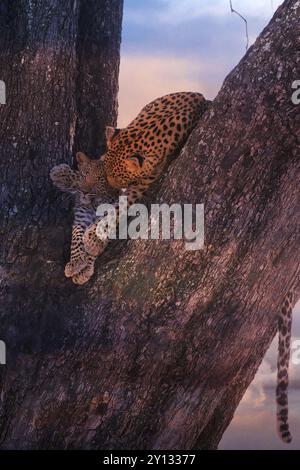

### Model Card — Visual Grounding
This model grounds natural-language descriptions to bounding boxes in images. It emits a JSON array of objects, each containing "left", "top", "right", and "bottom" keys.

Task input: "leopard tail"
[{"left": 276, "top": 291, "right": 293, "bottom": 443}]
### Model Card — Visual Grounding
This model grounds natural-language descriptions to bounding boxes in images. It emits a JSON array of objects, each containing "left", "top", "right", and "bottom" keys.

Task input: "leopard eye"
[{"left": 127, "top": 153, "right": 145, "bottom": 167}]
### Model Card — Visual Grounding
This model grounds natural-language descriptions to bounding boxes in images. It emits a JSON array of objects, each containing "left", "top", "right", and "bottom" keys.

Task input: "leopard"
[
  {"left": 82, "top": 91, "right": 210, "bottom": 258},
  {"left": 50, "top": 152, "right": 118, "bottom": 285},
  {"left": 51, "top": 92, "right": 209, "bottom": 281},
  {"left": 276, "top": 272, "right": 300, "bottom": 443},
  {"left": 51, "top": 92, "right": 299, "bottom": 444}
]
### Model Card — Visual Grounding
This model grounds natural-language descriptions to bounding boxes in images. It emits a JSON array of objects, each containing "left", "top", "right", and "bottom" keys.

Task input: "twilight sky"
[
  {"left": 118, "top": 0, "right": 284, "bottom": 126},
  {"left": 118, "top": 0, "right": 300, "bottom": 450}
]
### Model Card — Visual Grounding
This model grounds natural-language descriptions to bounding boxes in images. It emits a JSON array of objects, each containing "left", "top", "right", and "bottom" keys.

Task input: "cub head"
[
  {"left": 76, "top": 152, "right": 106, "bottom": 193},
  {"left": 102, "top": 126, "right": 156, "bottom": 189}
]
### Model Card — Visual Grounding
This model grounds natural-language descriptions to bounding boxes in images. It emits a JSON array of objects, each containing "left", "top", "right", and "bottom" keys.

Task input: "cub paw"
[
  {"left": 83, "top": 224, "right": 108, "bottom": 257},
  {"left": 50, "top": 164, "right": 78, "bottom": 193},
  {"left": 72, "top": 261, "right": 95, "bottom": 285},
  {"left": 64, "top": 258, "right": 87, "bottom": 278}
]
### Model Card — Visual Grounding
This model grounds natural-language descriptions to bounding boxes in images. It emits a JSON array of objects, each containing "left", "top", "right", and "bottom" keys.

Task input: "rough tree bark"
[
  {"left": 0, "top": 0, "right": 299, "bottom": 450},
  {"left": 0, "top": 0, "right": 123, "bottom": 448}
]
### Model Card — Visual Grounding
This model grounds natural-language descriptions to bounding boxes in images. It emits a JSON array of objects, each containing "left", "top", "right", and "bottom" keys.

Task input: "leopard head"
[
  {"left": 76, "top": 152, "right": 107, "bottom": 194},
  {"left": 102, "top": 126, "right": 158, "bottom": 189}
]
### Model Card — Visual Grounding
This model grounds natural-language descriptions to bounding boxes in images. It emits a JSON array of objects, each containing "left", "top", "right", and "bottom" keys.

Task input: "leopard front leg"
[
  {"left": 65, "top": 197, "right": 97, "bottom": 280},
  {"left": 82, "top": 223, "right": 109, "bottom": 257},
  {"left": 83, "top": 184, "right": 147, "bottom": 256},
  {"left": 64, "top": 224, "right": 91, "bottom": 277},
  {"left": 83, "top": 190, "right": 127, "bottom": 257}
]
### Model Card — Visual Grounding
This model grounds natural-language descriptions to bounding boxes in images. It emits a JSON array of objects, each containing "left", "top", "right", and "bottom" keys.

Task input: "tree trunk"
[
  {"left": 0, "top": 0, "right": 123, "bottom": 449},
  {"left": 0, "top": 0, "right": 299, "bottom": 451}
]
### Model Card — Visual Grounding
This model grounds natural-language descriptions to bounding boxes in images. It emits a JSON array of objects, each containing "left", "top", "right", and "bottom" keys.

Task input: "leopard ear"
[
  {"left": 100, "top": 154, "right": 106, "bottom": 162},
  {"left": 105, "top": 126, "right": 120, "bottom": 144},
  {"left": 76, "top": 152, "right": 89, "bottom": 165}
]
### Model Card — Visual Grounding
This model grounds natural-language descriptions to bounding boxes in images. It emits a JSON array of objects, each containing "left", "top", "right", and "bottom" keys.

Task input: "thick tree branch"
[{"left": 0, "top": 0, "right": 299, "bottom": 450}]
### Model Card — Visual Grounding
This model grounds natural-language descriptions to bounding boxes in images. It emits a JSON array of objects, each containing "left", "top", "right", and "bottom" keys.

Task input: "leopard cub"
[{"left": 50, "top": 152, "right": 118, "bottom": 285}]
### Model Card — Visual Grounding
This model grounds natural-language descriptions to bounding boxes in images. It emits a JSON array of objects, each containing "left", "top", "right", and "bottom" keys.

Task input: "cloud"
[
  {"left": 118, "top": 0, "right": 289, "bottom": 125},
  {"left": 126, "top": 0, "right": 284, "bottom": 25},
  {"left": 295, "top": 301, "right": 300, "bottom": 314},
  {"left": 220, "top": 301, "right": 300, "bottom": 449},
  {"left": 220, "top": 368, "right": 300, "bottom": 449},
  {"left": 160, "top": 0, "right": 282, "bottom": 23},
  {"left": 219, "top": 395, "right": 300, "bottom": 450},
  {"left": 118, "top": 54, "right": 223, "bottom": 127},
  {"left": 122, "top": 11, "right": 262, "bottom": 58}
]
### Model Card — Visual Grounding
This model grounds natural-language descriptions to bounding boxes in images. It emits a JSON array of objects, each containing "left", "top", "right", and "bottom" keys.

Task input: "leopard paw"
[
  {"left": 83, "top": 224, "right": 108, "bottom": 257},
  {"left": 64, "top": 258, "right": 87, "bottom": 278},
  {"left": 72, "top": 261, "right": 95, "bottom": 285},
  {"left": 50, "top": 164, "right": 78, "bottom": 193}
]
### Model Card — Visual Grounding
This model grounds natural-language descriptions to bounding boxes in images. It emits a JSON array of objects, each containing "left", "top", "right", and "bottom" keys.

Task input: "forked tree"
[{"left": 0, "top": 0, "right": 299, "bottom": 450}]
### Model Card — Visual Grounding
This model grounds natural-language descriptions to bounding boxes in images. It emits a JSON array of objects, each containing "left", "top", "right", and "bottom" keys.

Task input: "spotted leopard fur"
[
  {"left": 50, "top": 93, "right": 299, "bottom": 445},
  {"left": 83, "top": 92, "right": 210, "bottom": 257},
  {"left": 276, "top": 276, "right": 299, "bottom": 443},
  {"left": 50, "top": 153, "right": 118, "bottom": 284}
]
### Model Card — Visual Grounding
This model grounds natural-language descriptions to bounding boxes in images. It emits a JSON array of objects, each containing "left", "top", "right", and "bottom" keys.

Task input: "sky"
[
  {"left": 118, "top": 0, "right": 300, "bottom": 450},
  {"left": 118, "top": 0, "right": 284, "bottom": 126}
]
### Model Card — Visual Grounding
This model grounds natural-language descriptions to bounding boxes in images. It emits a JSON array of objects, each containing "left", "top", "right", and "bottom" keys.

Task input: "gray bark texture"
[{"left": 0, "top": 0, "right": 299, "bottom": 450}]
